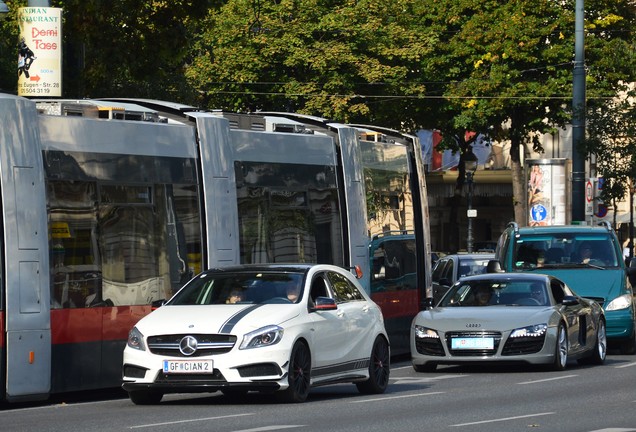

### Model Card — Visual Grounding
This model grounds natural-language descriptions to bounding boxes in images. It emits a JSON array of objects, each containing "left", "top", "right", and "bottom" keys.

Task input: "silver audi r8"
[{"left": 411, "top": 273, "right": 606, "bottom": 372}]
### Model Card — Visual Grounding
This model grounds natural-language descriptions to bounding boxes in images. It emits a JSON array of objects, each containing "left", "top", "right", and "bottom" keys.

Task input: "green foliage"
[
  {"left": 1, "top": 0, "right": 636, "bottom": 214},
  {"left": 1, "top": 0, "right": 219, "bottom": 99},
  {"left": 59, "top": 0, "right": 221, "bottom": 100},
  {"left": 0, "top": 0, "right": 24, "bottom": 94},
  {"left": 585, "top": 93, "right": 636, "bottom": 211},
  {"left": 581, "top": 1, "right": 636, "bottom": 216},
  {"left": 421, "top": 1, "right": 576, "bottom": 146},
  {"left": 185, "top": 0, "right": 432, "bottom": 125}
]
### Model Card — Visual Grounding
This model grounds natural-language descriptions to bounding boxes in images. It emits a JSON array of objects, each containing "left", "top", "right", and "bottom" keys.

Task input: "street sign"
[
  {"left": 530, "top": 204, "right": 548, "bottom": 223},
  {"left": 585, "top": 179, "right": 594, "bottom": 216},
  {"left": 17, "top": 7, "right": 63, "bottom": 97},
  {"left": 595, "top": 203, "right": 608, "bottom": 218}
]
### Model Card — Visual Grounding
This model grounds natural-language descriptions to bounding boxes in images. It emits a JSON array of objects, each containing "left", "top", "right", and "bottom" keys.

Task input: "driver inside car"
[
  {"left": 286, "top": 282, "right": 301, "bottom": 303},
  {"left": 530, "top": 283, "right": 548, "bottom": 305},
  {"left": 474, "top": 286, "right": 492, "bottom": 306}
]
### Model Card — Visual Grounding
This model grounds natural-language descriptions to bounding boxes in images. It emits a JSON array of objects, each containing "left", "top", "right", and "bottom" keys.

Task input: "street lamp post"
[
  {"left": 630, "top": 183, "right": 634, "bottom": 263},
  {"left": 630, "top": 173, "right": 635, "bottom": 264},
  {"left": 464, "top": 152, "right": 478, "bottom": 253}
]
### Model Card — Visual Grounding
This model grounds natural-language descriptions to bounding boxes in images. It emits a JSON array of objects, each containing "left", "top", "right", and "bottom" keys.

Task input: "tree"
[
  {"left": 584, "top": 89, "right": 636, "bottom": 227},
  {"left": 58, "top": 0, "right": 219, "bottom": 100},
  {"left": 3, "top": 0, "right": 636, "bottom": 235},
  {"left": 0, "top": 0, "right": 218, "bottom": 99},
  {"left": 0, "top": 1, "right": 23, "bottom": 94},
  {"left": 186, "top": 0, "right": 636, "bottom": 231},
  {"left": 185, "top": 0, "right": 434, "bottom": 124},
  {"left": 412, "top": 0, "right": 636, "bottom": 229},
  {"left": 417, "top": 1, "right": 570, "bottom": 222}
]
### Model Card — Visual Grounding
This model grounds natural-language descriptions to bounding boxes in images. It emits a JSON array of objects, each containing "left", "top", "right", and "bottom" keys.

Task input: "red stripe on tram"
[
  {"left": 50, "top": 305, "right": 152, "bottom": 344},
  {"left": 0, "top": 311, "right": 4, "bottom": 348}
]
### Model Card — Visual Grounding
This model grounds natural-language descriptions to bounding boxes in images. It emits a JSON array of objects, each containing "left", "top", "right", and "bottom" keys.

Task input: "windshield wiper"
[
  {"left": 579, "top": 262, "right": 605, "bottom": 270},
  {"left": 520, "top": 262, "right": 605, "bottom": 270}
]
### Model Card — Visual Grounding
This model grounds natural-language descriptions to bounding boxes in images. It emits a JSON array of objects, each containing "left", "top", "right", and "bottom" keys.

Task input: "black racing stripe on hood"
[{"left": 219, "top": 304, "right": 264, "bottom": 334}]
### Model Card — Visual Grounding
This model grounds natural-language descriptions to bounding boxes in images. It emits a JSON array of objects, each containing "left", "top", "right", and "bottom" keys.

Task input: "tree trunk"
[
  {"left": 509, "top": 116, "right": 526, "bottom": 225},
  {"left": 511, "top": 158, "right": 526, "bottom": 225}
]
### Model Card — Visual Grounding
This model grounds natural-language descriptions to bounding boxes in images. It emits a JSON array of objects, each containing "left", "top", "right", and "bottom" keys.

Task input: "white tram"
[{"left": 0, "top": 93, "right": 430, "bottom": 402}]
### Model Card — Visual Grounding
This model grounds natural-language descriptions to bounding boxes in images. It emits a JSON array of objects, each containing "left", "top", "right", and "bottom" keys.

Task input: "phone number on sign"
[{"left": 20, "top": 87, "right": 53, "bottom": 94}]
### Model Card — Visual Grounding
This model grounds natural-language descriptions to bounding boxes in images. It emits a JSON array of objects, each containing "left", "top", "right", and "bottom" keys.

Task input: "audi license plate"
[
  {"left": 163, "top": 359, "right": 214, "bottom": 374},
  {"left": 451, "top": 337, "right": 494, "bottom": 350}
]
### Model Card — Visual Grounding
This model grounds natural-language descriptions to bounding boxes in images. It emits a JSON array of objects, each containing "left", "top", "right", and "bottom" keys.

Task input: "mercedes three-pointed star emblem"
[{"left": 179, "top": 335, "right": 198, "bottom": 356}]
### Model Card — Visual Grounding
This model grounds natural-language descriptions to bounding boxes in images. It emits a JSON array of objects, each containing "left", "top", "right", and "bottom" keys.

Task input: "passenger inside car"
[
  {"left": 226, "top": 288, "right": 245, "bottom": 304},
  {"left": 515, "top": 243, "right": 546, "bottom": 267}
]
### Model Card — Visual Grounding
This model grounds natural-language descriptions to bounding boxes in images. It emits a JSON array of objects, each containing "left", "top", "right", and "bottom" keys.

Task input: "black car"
[{"left": 431, "top": 253, "right": 494, "bottom": 304}]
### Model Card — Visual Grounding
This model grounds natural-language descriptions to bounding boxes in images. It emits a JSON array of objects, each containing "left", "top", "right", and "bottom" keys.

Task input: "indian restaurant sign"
[{"left": 17, "top": 7, "right": 62, "bottom": 97}]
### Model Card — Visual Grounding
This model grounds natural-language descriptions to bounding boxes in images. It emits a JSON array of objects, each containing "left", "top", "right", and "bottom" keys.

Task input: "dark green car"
[{"left": 490, "top": 222, "right": 636, "bottom": 354}]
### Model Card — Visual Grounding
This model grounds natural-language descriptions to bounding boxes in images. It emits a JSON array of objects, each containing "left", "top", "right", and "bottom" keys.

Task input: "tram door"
[{"left": 1, "top": 95, "right": 51, "bottom": 401}]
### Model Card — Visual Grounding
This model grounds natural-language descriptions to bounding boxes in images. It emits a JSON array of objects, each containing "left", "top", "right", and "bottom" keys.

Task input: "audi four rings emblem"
[
  {"left": 466, "top": 323, "right": 481, "bottom": 328},
  {"left": 179, "top": 336, "right": 198, "bottom": 356}
]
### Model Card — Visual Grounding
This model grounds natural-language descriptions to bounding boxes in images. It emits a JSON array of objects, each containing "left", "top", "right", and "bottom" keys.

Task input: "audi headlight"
[
  {"left": 414, "top": 325, "right": 439, "bottom": 339},
  {"left": 509, "top": 324, "right": 547, "bottom": 338},
  {"left": 127, "top": 326, "right": 146, "bottom": 351},
  {"left": 240, "top": 325, "right": 284, "bottom": 350},
  {"left": 605, "top": 294, "right": 632, "bottom": 311}
]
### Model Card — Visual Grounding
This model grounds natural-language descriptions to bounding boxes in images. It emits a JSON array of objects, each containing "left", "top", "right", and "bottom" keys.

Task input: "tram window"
[
  {"left": 48, "top": 181, "right": 202, "bottom": 308},
  {"left": 235, "top": 161, "right": 343, "bottom": 266},
  {"left": 361, "top": 141, "right": 413, "bottom": 235},
  {"left": 48, "top": 181, "right": 98, "bottom": 309},
  {"left": 370, "top": 238, "right": 417, "bottom": 293}
]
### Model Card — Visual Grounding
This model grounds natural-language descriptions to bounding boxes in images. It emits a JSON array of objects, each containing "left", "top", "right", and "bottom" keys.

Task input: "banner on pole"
[{"left": 17, "top": 7, "right": 62, "bottom": 97}]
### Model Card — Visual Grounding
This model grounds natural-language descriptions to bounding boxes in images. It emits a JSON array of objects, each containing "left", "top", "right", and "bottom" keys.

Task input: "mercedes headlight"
[
  {"left": 127, "top": 326, "right": 146, "bottom": 351},
  {"left": 240, "top": 325, "right": 284, "bottom": 349}
]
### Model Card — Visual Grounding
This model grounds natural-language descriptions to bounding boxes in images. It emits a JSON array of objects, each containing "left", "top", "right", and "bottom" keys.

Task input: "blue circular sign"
[
  {"left": 595, "top": 204, "right": 608, "bottom": 218},
  {"left": 531, "top": 204, "right": 548, "bottom": 222}
]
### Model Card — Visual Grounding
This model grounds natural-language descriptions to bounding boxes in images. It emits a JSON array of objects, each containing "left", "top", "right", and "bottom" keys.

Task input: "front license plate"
[
  {"left": 451, "top": 337, "right": 494, "bottom": 350},
  {"left": 163, "top": 359, "right": 214, "bottom": 374}
]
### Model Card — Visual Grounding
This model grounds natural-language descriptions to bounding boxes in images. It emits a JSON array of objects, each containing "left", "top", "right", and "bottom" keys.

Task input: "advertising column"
[
  {"left": 526, "top": 158, "right": 569, "bottom": 226},
  {"left": 17, "top": 7, "right": 62, "bottom": 97}
]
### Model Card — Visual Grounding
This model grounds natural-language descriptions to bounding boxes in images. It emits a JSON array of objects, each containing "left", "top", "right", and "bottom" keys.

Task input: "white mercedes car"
[{"left": 122, "top": 264, "right": 390, "bottom": 404}]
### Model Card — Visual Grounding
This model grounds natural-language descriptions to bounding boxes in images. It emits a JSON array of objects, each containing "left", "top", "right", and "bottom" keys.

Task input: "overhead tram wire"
[{"left": 208, "top": 90, "right": 615, "bottom": 101}]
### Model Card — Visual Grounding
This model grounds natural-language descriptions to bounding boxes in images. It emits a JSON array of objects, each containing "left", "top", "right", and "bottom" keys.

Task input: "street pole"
[
  {"left": 571, "top": 0, "right": 586, "bottom": 223},
  {"left": 464, "top": 151, "right": 478, "bottom": 253},
  {"left": 467, "top": 172, "right": 474, "bottom": 253},
  {"left": 631, "top": 178, "right": 635, "bottom": 263}
]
